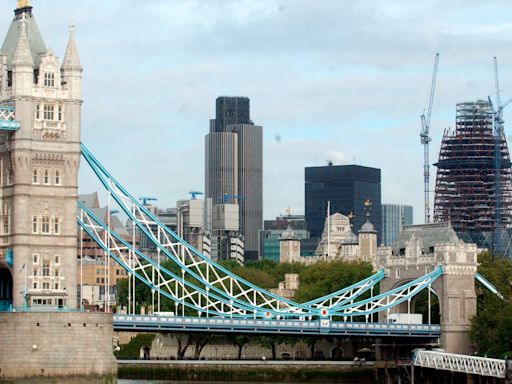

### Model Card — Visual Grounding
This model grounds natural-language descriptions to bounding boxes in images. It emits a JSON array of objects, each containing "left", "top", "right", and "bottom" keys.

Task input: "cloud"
[{"left": 2, "top": 0, "right": 512, "bottom": 224}]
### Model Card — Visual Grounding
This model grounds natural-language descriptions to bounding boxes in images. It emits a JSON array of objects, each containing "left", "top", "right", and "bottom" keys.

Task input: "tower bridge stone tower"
[
  {"left": 377, "top": 222, "right": 478, "bottom": 354},
  {"left": 0, "top": 2, "right": 82, "bottom": 309}
]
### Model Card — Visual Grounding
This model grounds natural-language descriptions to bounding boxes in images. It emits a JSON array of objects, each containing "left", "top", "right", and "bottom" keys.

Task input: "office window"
[
  {"left": 43, "top": 169, "right": 50, "bottom": 185},
  {"left": 33, "top": 254, "right": 39, "bottom": 264}
]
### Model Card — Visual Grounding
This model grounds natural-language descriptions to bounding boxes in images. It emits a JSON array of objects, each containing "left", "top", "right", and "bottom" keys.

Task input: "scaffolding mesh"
[{"left": 433, "top": 100, "right": 512, "bottom": 238}]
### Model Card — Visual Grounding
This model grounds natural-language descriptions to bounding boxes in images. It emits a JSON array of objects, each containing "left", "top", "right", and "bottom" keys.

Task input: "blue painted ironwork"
[
  {"left": 5, "top": 248, "right": 13, "bottom": 268},
  {"left": 327, "top": 267, "right": 443, "bottom": 317},
  {"left": 114, "top": 314, "right": 441, "bottom": 338},
  {"left": 79, "top": 144, "right": 318, "bottom": 317},
  {"left": 0, "top": 105, "right": 20, "bottom": 131},
  {"left": 475, "top": 272, "right": 504, "bottom": 300},
  {"left": 79, "top": 144, "right": 445, "bottom": 321},
  {"left": 0, "top": 301, "right": 12, "bottom": 312}
]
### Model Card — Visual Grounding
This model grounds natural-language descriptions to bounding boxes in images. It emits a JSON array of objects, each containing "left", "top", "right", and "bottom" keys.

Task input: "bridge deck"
[{"left": 114, "top": 315, "right": 441, "bottom": 338}]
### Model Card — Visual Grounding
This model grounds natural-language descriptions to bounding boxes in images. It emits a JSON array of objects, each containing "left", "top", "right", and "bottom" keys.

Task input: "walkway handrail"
[{"left": 413, "top": 350, "right": 505, "bottom": 378}]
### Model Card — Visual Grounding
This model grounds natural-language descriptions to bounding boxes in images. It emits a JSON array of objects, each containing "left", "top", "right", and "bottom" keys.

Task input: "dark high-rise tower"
[
  {"left": 304, "top": 164, "right": 382, "bottom": 242},
  {"left": 434, "top": 100, "right": 512, "bottom": 243},
  {"left": 214, "top": 96, "right": 251, "bottom": 132},
  {"left": 205, "top": 97, "right": 263, "bottom": 262}
]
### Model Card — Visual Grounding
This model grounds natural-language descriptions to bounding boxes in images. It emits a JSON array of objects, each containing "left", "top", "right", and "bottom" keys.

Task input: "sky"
[{"left": 2, "top": 0, "right": 512, "bottom": 223}]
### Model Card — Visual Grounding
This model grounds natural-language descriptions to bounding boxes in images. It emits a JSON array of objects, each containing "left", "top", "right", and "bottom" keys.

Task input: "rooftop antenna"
[{"left": 420, "top": 53, "right": 439, "bottom": 224}]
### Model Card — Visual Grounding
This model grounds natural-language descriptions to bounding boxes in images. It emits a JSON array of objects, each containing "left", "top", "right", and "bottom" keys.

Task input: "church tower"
[{"left": 0, "top": 1, "right": 82, "bottom": 309}]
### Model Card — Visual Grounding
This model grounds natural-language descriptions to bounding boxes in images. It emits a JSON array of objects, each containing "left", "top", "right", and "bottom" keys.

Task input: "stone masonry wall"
[{"left": 0, "top": 312, "right": 117, "bottom": 379}]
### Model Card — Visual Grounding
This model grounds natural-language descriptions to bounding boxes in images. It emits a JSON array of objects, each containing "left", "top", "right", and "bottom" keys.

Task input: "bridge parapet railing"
[
  {"left": 0, "top": 104, "right": 20, "bottom": 130},
  {"left": 413, "top": 350, "right": 505, "bottom": 378},
  {"left": 0, "top": 105, "right": 15, "bottom": 120}
]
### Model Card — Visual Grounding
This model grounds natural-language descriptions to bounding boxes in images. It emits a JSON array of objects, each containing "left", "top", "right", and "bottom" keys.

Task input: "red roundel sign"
[
  {"left": 264, "top": 311, "right": 272, "bottom": 319},
  {"left": 320, "top": 308, "right": 328, "bottom": 317}
]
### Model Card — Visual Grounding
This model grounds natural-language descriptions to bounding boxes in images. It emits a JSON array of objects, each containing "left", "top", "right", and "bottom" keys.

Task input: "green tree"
[
  {"left": 228, "top": 334, "right": 251, "bottom": 359},
  {"left": 294, "top": 260, "right": 374, "bottom": 303},
  {"left": 470, "top": 251, "right": 512, "bottom": 357}
]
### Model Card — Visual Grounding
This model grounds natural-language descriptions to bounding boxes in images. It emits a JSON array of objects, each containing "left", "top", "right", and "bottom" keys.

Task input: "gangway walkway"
[
  {"left": 114, "top": 314, "right": 441, "bottom": 338},
  {"left": 413, "top": 350, "right": 506, "bottom": 379}
]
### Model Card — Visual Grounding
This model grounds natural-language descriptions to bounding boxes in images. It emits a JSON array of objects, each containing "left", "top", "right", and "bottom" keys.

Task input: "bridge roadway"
[{"left": 113, "top": 314, "right": 441, "bottom": 338}]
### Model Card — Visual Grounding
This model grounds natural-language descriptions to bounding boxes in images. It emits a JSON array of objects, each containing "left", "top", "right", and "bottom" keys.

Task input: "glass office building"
[
  {"left": 305, "top": 164, "right": 382, "bottom": 242},
  {"left": 381, "top": 204, "right": 413, "bottom": 246}
]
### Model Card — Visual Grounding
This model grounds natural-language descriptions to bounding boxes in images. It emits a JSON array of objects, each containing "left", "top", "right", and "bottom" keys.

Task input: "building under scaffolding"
[{"left": 433, "top": 100, "right": 512, "bottom": 254}]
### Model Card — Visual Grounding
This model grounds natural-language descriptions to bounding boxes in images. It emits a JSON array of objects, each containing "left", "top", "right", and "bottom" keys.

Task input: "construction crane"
[
  {"left": 223, "top": 194, "right": 242, "bottom": 204},
  {"left": 189, "top": 191, "right": 203, "bottom": 200},
  {"left": 420, "top": 53, "right": 439, "bottom": 224},
  {"left": 139, "top": 197, "right": 157, "bottom": 206},
  {"left": 491, "top": 57, "right": 512, "bottom": 254}
]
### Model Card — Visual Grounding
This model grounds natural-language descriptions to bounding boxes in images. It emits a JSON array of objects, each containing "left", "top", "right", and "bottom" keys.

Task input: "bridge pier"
[
  {"left": 377, "top": 225, "right": 478, "bottom": 355},
  {"left": 0, "top": 312, "right": 117, "bottom": 381},
  {"left": 437, "top": 244, "right": 477, "bottom": 355}
]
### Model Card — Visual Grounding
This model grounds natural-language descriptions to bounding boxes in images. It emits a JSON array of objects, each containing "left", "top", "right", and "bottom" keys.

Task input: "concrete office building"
[
  {"left": 205, "top": 96, "right": 262, "bottom": 262},
  {"left": 305, "top": 163, "right": 381, "bottom": 243},
  {"left": 176, "top": 198, "right": 211, "bottom": 258},
  {"left": 381, "top": 204, "right": 413, "bottom": 246}
]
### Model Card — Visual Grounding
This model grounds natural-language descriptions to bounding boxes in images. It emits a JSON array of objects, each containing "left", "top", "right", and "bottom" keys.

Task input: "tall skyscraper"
[
  {"left": 434, "top": 100, "right": 512, "bottom": 251},
  {"left": 381, "top": 204, "right": 413, "bottom": 246},
  {"left": 205, "top": 97, "right": 263, "bottom": 262},
  {"left": 305, "top": 164, "right": 381, "bottom": 242},
  {"left": 0, "top": 2, "right": 82, "bottom": 308}
]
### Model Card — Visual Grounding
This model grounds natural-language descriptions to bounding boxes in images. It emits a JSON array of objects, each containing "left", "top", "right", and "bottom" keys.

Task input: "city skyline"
[{"left": 3, "top": 1, "right": 512, "bottom": 223}]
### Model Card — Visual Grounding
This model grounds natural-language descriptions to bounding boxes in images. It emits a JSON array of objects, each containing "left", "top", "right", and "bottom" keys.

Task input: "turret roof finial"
[
  {"left": 69, "top": 19, "right": 76, "bottom": 34},
  {"left": 16, "top": 0, "right": 30, "bottom": 10},
  {"left": 363, "top": 198, "right": 372, "bottom": 218}
]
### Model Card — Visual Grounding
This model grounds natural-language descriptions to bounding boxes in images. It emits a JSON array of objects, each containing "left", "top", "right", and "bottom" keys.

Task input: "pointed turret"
[
  {"left": 61, "top": 21, "right": 82, "bottom": 100},
  {"left": 12, "top": 16, "right": 33, "bottom": 68},
  {"left": 62, "top": 22, "right": 81, "bottom": 71},
  {"left": 358, "top": 199, "right": 378, "bottom": 264},
  {"left": 11, "top": 16, "right": 33, "bottom": 95}
]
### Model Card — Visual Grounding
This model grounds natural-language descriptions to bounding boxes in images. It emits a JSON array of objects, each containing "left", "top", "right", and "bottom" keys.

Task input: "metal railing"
[
  {"left": 114, "top": 314, "right": 441, "bottom": 337},
  {"left": 0, "top": 105, "right": 20, "bottom": 131},
  {"left": 413, "top": 350, "right": 506, "bottom": 378}
]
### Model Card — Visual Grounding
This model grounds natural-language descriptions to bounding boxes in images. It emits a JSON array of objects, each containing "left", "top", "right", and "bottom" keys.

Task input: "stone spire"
[
  {"left": 62, "top": 21, "right": 82, "bottom": 71},
  {"left": 11, "top": 15, "right": 33, "bottom": 68}
]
